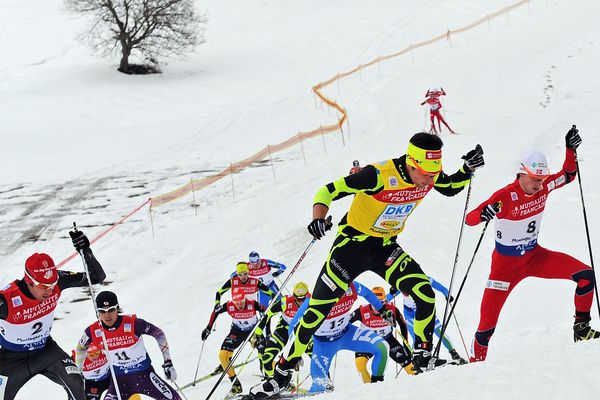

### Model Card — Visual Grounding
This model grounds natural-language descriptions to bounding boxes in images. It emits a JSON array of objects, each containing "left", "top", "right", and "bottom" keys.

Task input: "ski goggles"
[
  {"left": 98, "top": 305, "right": 118, "bottom": 314},
  {"left": 519, "top": 163, "right": 549, "bottom": 180},
  {"left": 24, "top": 269, "right": 58, "bottom": 290},
  {"left": 406, "top": 142, "right": 442, "bottom": 174}
]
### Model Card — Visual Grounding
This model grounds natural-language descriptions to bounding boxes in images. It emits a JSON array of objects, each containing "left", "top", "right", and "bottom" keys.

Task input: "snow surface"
[{"left": 1, "top": 0, "right": 600, "bottom": 399}]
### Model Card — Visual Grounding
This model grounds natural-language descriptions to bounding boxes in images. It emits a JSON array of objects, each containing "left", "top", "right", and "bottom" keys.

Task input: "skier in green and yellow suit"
[{"left": 248, "top": 132, "right": 485, "bottom": 399}]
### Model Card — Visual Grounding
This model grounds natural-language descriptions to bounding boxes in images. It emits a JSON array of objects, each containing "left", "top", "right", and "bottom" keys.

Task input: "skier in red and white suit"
[
  {"left": 466, "top": 126, "right": 598, "bottom": 362},
  {"left": 0, "top": 230, "right": 105, "bottom": 400},
  {"left": 201, "top": 288, "right": 266, "bottom": 395},
  {"left": 420, "top": 88, "right": 455, "bottom": 135},
  {"left": 75, "top": 291, "right": 180, "bottom": 400}
]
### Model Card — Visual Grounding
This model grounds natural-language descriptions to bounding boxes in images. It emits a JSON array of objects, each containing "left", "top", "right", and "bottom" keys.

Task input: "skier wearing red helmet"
[{"left": 0, "top": 230, "right": 106, "bottom": 400}]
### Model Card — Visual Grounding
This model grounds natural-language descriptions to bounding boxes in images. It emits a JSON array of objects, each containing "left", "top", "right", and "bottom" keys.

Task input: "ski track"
[{"left": 0, "top": 158, "right": 288, "bottom": 258}]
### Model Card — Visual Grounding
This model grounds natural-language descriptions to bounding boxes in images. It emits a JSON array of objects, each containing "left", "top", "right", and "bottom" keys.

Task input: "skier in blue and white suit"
[{"left": 289, "top": 281, "right": 389, "bottom": 393}]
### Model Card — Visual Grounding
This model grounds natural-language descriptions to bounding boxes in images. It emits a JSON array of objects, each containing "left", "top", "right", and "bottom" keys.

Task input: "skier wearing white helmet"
[{"left": 466, "top": 126, "right": 597, "bottom": 363}]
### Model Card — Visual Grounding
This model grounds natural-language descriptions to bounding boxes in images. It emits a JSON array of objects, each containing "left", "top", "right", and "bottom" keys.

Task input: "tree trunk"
[{"left": 119, "top": 42, "right": 131, "bottom": 74}]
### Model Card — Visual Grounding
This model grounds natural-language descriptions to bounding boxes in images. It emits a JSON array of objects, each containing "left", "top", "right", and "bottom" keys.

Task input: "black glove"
[
  {"left": 462, "top": 144, "right": 485, "bottom": 172},
  {"left": 565, "top": 125, "right": 582, "bottom": 150},
  {"left": 213, "top": 302, "right": 220, "bottom": 311},
  {"left": 307, "top": 216, "right": 332, "bottom": 240},
  {"left": 481, "top": 203, "right": 501, "bottom": 222},
  {"left": 69, "top": 230, "right": 90, "bottom": 251},
  {"left": 162, "top": 360, "right": 177, "bottom": 380},
  {"left": 201, "top": 327, "right": 211, "bottom": 341},
  {"left": 389, "top": 286, "right": 398, "bottom": 296},
  {"left": 254, "top": 334, "right": 266, "bottom": 352},
  {"left": 272, "top": 270, "right": 282, "bottom": 278}
]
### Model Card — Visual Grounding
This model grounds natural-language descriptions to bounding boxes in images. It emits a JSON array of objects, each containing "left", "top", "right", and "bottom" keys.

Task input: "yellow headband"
[
  {"left": 236, "top": 262, "right": 249, "bottom": 274},
  {"left": 406, "top": 142, "right": 442, "bottom": 173}
]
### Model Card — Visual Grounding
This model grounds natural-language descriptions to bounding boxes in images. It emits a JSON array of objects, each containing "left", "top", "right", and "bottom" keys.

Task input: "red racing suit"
[{"left": 465, "top": 148, "right": 594, "bottom": 361}]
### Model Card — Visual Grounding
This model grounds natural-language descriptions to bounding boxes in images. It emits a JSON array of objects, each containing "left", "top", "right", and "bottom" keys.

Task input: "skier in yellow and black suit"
[
  {"left": 254, "top": 282, "right": 313, "bottom": 378},
  {"left": 248, "top": 132, "right": 485, "bottom": 399}
]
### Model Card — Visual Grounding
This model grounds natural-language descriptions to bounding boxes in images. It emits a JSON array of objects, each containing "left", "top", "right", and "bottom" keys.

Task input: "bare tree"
[{"left": 65, "top": 0, "right": 204, "bottom": 74}]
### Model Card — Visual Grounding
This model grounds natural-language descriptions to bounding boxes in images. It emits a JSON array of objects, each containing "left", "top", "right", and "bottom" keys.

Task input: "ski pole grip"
[{"left": 324, "top": 215, "right": 333, "bottom": 231}]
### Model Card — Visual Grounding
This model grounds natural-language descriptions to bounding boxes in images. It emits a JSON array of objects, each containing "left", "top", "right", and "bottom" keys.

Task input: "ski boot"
[
  {"left": 247, "top": 364, "right": 292, "bottom": 399},
  {"left": 412, "top": 347, "right": 446, "bottom": 374},
  {"left": 449, "top": 349, "right": 468, "bottom": 365},
  {"left": 574, "top": 318, "right": 600, "bottom": 342},
  {"left": 213, "top": 364, "right": 224, "bottom": 375},
  {"left": 231, "top": 377, "right": 243, "bottom": 395}
]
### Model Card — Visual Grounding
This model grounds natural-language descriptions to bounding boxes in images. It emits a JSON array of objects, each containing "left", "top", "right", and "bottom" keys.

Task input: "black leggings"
[
  {"left": 84, "top": 377, "right": 110, "bottom": 400},
  {"left": 0, "top": 337, "right": 85, "bottom": 400},
  {"left": 260, "top": 320, "right": 313, "bottom": 376},
  {"left": 282, "top": 233, "right": 435, "bottom": 368}
]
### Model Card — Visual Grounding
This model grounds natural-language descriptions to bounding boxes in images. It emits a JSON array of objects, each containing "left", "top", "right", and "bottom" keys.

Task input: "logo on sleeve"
[
  {"left": 124, "top": 323, "right": 132, "bottom": 333},
  {"left": 320, "top": 274, "right": 337, "bottom": 292},
  {"left": 388, "top": 177, "right": 398, "bottom": 187},
  {"left": 555, "top": 175, "right": 565, "bottom": 186},
  {"left": 510, "top": 192, "right": 518, "bottom": 201},
  {"left": 486, "top": 280, "right": 510, "bottom": 291},
  {"left": 11, "top": 296, "right": 23, "bottom": 307}
]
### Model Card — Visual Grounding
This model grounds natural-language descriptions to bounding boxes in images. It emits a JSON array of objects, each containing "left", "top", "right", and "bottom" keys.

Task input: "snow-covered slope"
[{"left": 1, "top": 0, "right": 599, "bottom": 399}]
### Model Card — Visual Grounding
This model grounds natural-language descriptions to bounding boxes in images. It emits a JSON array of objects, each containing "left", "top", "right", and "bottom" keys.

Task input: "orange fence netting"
[
  {"left": 149, "top": 0, "right": 530, "bottom": 210},
  {"left": 57, "top": 0, "right": 531, "bottom": 267}
]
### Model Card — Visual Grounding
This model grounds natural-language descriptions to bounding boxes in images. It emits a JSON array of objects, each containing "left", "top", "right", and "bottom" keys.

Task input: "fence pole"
[
  {"left": 190, "top": 178, "right": 198, "bottom": 216},
  {"left": 230, "top": 163, "right": 235, "bottom": 200},
  {"left": 148, "top": 202, "right": 156, "bottom": 238},
  {"left": 320, "top": 126, "right": 327, "bottom": 154},
  {"left": 267, "top": 145, "right": 276, "bottom": 178},
  {"left": 298, "top": 134, "right": 307, "bottom": 165},
  {"left": 346, "top": 116, "right": 352, "bottom": 139}
]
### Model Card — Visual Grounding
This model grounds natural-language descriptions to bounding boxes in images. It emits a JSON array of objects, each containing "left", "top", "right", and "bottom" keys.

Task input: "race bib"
[{"left": 373, "top": 203, "right": 415, "bottom": 231}]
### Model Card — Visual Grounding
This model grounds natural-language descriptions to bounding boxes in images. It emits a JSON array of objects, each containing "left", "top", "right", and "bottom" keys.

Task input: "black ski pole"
[
  {"left": 192, "top": 339, "right": 206, "bottom": 386},
  {"left": 434, "top": 150, "right": 480, "bottom": 361},
  {"left": 73, "top": 222, "right": 124, "bottom": 400},
  {"left": 574, "top": 151, "right": 600, "bottom": 318},
  {"left": 205, "top": 218, "right": 330, "bottom": 400},
  {"left": 433, "top": 217, "right": 493, "bottom": 361}
]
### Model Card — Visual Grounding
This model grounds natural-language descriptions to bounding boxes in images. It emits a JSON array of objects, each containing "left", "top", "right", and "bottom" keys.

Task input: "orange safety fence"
[
  {"left": 149, "top": 0, "right": 530, "bottom": 210},
  {"left": 57, "top": 198, "right": 151, "bottom": 267},
  {"left": 149, "top": 123, "right": 341, "bottom": 208},
  {"left": 313, "top": 0, "right": 530, "bottom": 125}
]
